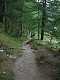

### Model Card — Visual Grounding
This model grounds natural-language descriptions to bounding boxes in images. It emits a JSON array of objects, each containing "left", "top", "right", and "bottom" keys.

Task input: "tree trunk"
[
  {"left": 38, "top": 22, "right": 40, "bottom": 40},
  {"left": 38, "top": 1, "right": 40, "bottom": 40},
  {"left": 4, "top": 0, "right": 8, "bottom": 33},
  {"left": 4, "top": 16, "right": 8, "bottom": 32},
  {"left": 20, "top": 23, "right": 23, "bottom": 37},
  {"left": 41, "top": 0, "right": 46, "bottom": 40},
  {"left": 0, "top": 0, "right": 5, "bottom": 23}
]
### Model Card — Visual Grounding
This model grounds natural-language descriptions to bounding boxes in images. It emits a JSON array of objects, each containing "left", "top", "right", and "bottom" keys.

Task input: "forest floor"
[
  {"left": 13, "top": 42, "right": 58, "bottom": 80},
  {"left": 0, "top": 38, "right": 60, "bottom": 80}
]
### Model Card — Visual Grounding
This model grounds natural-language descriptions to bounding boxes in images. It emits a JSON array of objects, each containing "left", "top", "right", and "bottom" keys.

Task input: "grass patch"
[
  {"left": 31, "top": 39, "right": 60, "bottom": 53},
  {"left": 0, "top": 53, "right": 15, "bottom": 80},
  {"left": 0, "top": 71, "right": 14, "bottom": 80},
  {"left": 31, "top": 39, "right": 47, "bottom": 50},
  {"left": 55, "top": 63, "right": 60, "bottom": 80},
  {"left": 0, "top": 33, "right": 25, "bottom": 57},
  {"left": 0, "top": 33, "right": 22, "bottom": 48}
]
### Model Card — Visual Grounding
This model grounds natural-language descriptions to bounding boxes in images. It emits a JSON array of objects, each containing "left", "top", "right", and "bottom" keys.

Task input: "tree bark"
[
  {"left": 0, "top": 0, "right": 5, "bottom": 23},
  {"left": 4, "top": 0, "right": 8, "bottom": 33},
  {"left": 41, "top": 0, "right": 46, "bottom": 40},
  {"left": 20, "top": 23, "right": 23, "bottom": 37},
  {"left": 38, "top": 0, "right": 40, "bottom": 40}
]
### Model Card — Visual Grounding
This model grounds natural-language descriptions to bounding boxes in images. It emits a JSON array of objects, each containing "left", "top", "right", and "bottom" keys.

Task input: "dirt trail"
[{"left": 13, "top": 44, "right": 53, "bottom": 80}]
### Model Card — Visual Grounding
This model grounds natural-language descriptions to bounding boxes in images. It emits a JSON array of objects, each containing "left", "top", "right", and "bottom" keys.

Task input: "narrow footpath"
[{"left": 13, "top": 43, "right": 53, "bottom": 80}]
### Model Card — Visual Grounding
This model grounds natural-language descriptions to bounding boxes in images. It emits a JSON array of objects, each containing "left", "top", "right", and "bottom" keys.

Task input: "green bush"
[{"left": 0, "top": 71, "right": 14, "bottom": 80}]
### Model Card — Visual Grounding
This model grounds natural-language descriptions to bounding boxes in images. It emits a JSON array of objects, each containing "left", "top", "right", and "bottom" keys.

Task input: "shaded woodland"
[{"left": 0, "top": 0, "right": 60, "bottom": 80}]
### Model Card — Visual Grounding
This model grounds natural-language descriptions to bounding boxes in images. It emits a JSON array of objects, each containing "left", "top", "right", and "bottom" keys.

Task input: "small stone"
[
  {"left": 3, "top": 72, "right": 6, "bottom": 74},
  {"left": 40, "top": 61, "right": 44, "bottom": 64},
  {"left": 7, "top": 54, "right": 9, "bottom": 56},
  {"left": 9, "top": 55, "right": 16, "bottom": 59},
  {"left": 0, "top": 49, "right": 4, "bottom": 52}
]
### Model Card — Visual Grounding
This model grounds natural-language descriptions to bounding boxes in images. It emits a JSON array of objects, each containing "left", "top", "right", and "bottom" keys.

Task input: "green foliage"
[
  {"left": 0, "top": 71, "right": 14, "bottom": 80},
  {"left": 0, "top": 1, "right": 60, "bottom": 80},
  {"left": 0, "top": 33, "right": 21, "bottom": 48},
  {"left": 55, "top": 63, "right": 60, "bottom": 80}
]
